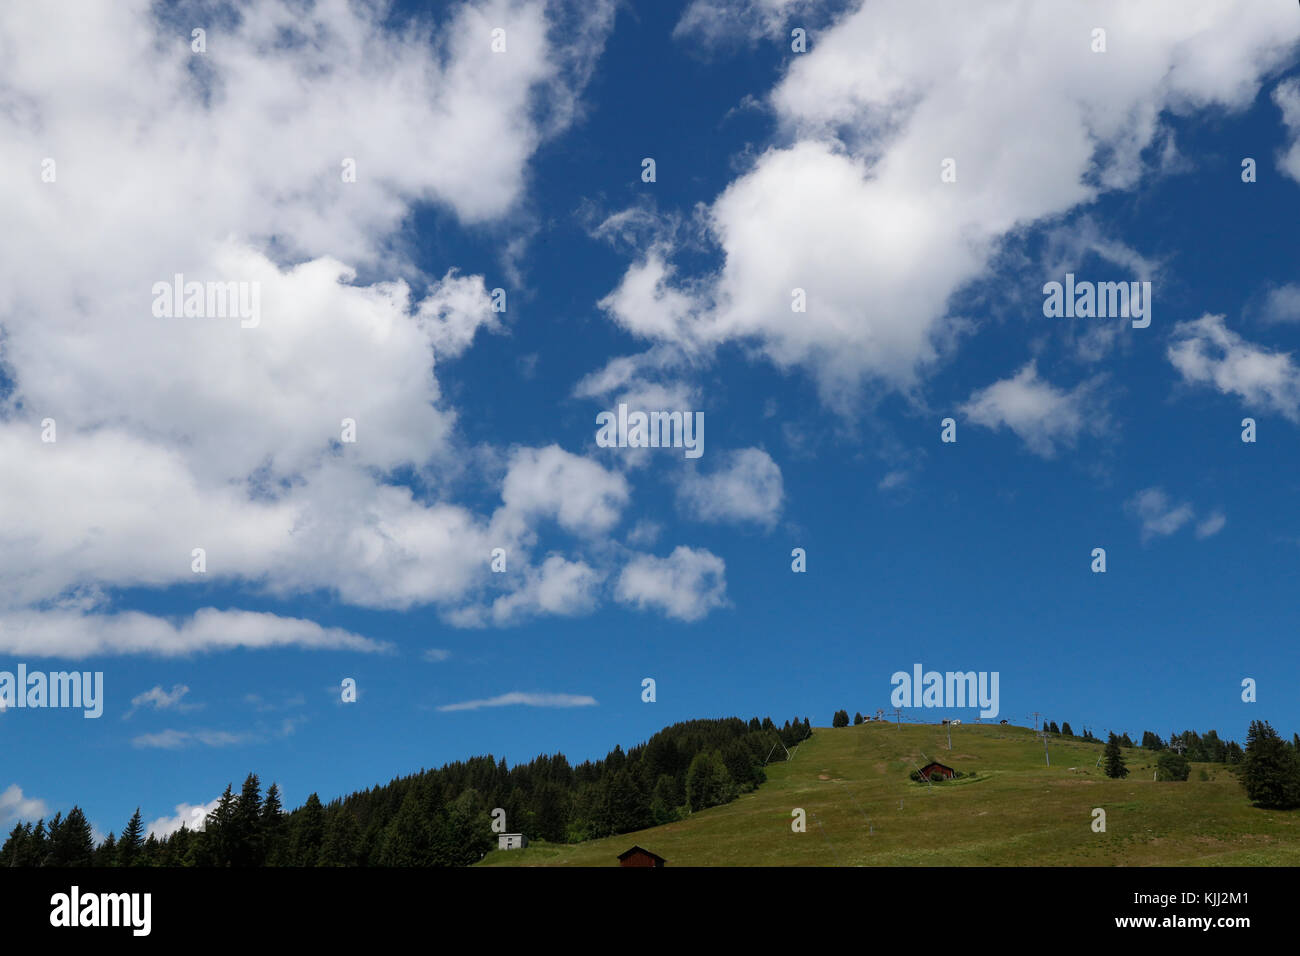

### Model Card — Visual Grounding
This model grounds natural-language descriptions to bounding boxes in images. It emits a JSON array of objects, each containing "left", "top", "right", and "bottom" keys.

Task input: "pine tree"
[
  {"left": 649, "top": 774, "right": 680, "bottom": 826},
  {"left": 49, "top": 807, "right": 95, "bottom": 866},
  {"left": 319, "top": 810, "right": 360, "bottom": 866},
  {"left": 1156, "top": 751, "right": 1190, "bottom": 781},
  {"left": 853, "top": 712, "right": 863, "bottom": 725},
  {"left": 685, "top": 751, "right": 733, "bottom": 812},
  {"left": 832, "top": 710, "right": 849, "bottom": 728},
  {"left": 166, "top": 825, "right": 193, "bottom": 867},
  {"left": 28, "top": 820, "right": 48, "bottom": 867},
  {"left": 1, "top": 823, "right": 27, "bottom": 866},
  {"left": 232, "top": 773, "right": 263, "bottom": 866},
  {"left": 1061, "top": 722, "right": 1073, "bottom": 737},
  {"left": 140, "top": 833, "right": 160, "bottom": 866},
  {"left": 205, "top": 784, "right": 237, "bottom": 866},
  {"left": 291, "top": 792, "right": 326, "bottom": 866},
  {"left": 261, "top": 782, "right": 284, "bottom": 865},
  {"left": 1104, "top": 733, "right": 1129, "bottom": 779},
  {"left": 118, "top": 808, "right": 144, "bottom": 867},
  {"left": 1048, "top": 721, "right": 1060, "bottom": 735},
  {"left": 96, "top": 831, "right": 117, "bottom": 867},
  {"left": 1241, "top": 720, "right": 1300, "bottom": 809}
]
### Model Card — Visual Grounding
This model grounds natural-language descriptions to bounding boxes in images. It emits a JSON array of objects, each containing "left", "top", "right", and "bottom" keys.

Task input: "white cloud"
[
  {"left": 1126, "top": 487, "right": 1225, "bottom": 543},
  {"left": 960, "top": 363, "right": 1106, "bottom": 457},
  {"left": 0, "top": 607, "right": 389, "bottom": 659},
  {"left": 125, "top": 684, "right": 194, "bottom": 719},
  {"left": 1196, "top": 512, "right": 1227, "bottom": 539},
  {"left": 454, "top": 554, "right": 605, "bottom": 627},
  {"left": 423, "top": 649, "right": 452, "bottom": 663},
  {"left": 1274, "top": 77, "right": 1300, "bottom": 183},
  {"left": 497, "top": 445, "right": 630, "bottom": 537},
  {"left": 146, "top": 796, "right": 222, "bottom": 840},
  {"left": 0, "top": 784, "right": 49, "bottom": 828},
  {"left": 131, "top": 729, "right": 253, "bottom": 750},
  {"left": 625, "top": 520, "right": 662, "bottom": 547},
  {"left": 677, "top": 448, "right": 784, "bottom": 527},
  {"left": 674, "top": 0, "right": 813, "bottom": 47},
  {"left": 1260, "top": 283, "right": 1300, "bottom": 323},
  {"left": 437, "top": 691, "right": 598, "bottom": 712},
  {"left": 615, "top": 546, "right": 729, "bottom": 621},
  {"left": 1168, "top": 314, "right": 1300, "bottom": 422},
  {"left": 0, "top": 0, "right": 635, "bottom": 649},
  {"left": 1127, "top": 488, "right": 1195, "bottom": 540},
  {"left": 605, "top": 0, "right": 1300, "bottom": 409}
]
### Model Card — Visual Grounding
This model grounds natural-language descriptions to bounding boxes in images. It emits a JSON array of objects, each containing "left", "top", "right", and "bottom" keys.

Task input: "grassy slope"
[{"left": 479, "top": 722, "right": 1300, "bottom": 866}]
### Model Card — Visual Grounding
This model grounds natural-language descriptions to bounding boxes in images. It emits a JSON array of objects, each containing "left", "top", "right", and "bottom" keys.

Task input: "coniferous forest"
[{"left": 1, "top": 715, "right": 813, "bottom": 867}]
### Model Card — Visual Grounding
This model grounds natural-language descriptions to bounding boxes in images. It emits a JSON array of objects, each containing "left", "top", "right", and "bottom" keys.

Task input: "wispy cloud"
[
  {"left": 131, "top": 729, "right": 253, "bottom": 750},
  {"left": 1126, "top": 487, "right": 1226, "bottom": 543},
  {"left": 437, "top": 692, "right": 598, "bottom": 713},
  {"left": 124, "top": 683, "right": 197, "bottom": 719},
  {"left": 423, "top": 648, "right": 452, "bottom": 662}
]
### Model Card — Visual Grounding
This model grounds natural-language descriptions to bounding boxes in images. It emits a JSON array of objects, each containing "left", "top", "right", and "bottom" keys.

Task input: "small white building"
[{"left": 498, "top": 833, "right": 528, "bottom": 850}]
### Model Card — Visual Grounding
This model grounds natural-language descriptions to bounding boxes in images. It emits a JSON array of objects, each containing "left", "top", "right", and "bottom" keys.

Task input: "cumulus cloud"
[
  {"left": 0, "top": 0, "right": 631, "bottom": 651},
  {"left": 615, "top": 546, "right": 729, "bottom": 621},
  {"left": 1168, "top": 314, "right": 1300, "bottom": 422},
  {"left": 0, "top": 784, "right": 49, "bottom": 828},
  {"left": 452, "top": 554, "right": 605, "bottom": 627},
  {"left": 1126, "top": 487, "right": 1225, "bottom": 543},
  {"left": 497, "top": 445, "right": 630, "bottom": 537},
  {"left": 1259, "top": 283, "right": 1300, "bottom": 324},
  {"left": 960, "top": 363, "right": 1106, "bottom": 457},
  {"left": 146, "top": 796, "right": 223, "bottom": 839},
  {"left": 1274, "top": 77, "right": 1300, "bottom": 183},
  {"left": 437, "top": 691, "right": 598, "bottom": 712},
  {"left": 603, "top": 0, "right": 1300, "bottom": 409},
  {"left": 676, "top": 448, "right": 784, "bottom": 527}
]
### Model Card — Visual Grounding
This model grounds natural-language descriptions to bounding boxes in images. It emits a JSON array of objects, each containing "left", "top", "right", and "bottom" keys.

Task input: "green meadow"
[{"left": 479, "top": 721, "right": 1300, "bottom": 867}]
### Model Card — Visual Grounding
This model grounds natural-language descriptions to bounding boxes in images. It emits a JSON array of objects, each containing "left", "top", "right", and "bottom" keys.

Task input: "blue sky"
[{"left": 2, "top": 0, "right": 1300, "bottom": 839}]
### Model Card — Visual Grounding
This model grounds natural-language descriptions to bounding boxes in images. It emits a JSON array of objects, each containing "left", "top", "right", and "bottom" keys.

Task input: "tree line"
[{"left": 1, "top": 715, "right": 813, "bottom": 867}]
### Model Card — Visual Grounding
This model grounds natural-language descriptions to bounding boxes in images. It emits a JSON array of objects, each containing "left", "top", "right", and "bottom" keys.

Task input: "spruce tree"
[
  {"left": 1241, "top": 720, "right": 1300, "bottom": 809},
  {"left": 1, "top": 823, "right": 27, "bottom": 866},
  {"left": 96, "top": 831, "right": 117, "bottom": 867},
  {"left": 261, "top": 782, "right": 284, "bottom": 865},
  {"left": 141, "top": 833, "right": 160, "bottom": 866},
  {"left": 291, "top": 792, "right": 326, "bottom": 865},
  {"left": 49, "top": 807, "right": 95, "bottom": 866},
  {"left": 319, "top": 810, "right": 360, "bottom": 867},
  {"left": 1061, "top": 722, "right": 1073, "bottom": 737},
  {"left": 29, "top": 820, "right": 48, "bottom": 867},
  {"left": 853, "top": 712, "right": 863, "bottom": 725},
  {"left": 118, "top": 808, "right": 144, "bottom": 867},
  {"left": 206, "top": 784, "right": 237, "bottom": 866},
  {"left": 1156, "top": 751, "right": 1190, "bottom": 781},
  {"left": 232, "top": 773, "right": 263, "bottom": 866},
  {"left": 1104, "top": 733, "right": 1129, "bottom": 779}
]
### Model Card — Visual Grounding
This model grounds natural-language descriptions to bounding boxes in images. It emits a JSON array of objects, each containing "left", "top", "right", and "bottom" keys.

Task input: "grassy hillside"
[{"left": 479, "top": 721, "right": 1300, "bottom": 866}]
